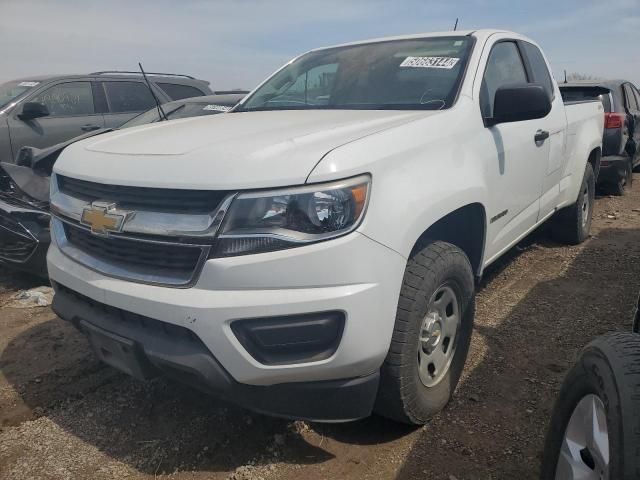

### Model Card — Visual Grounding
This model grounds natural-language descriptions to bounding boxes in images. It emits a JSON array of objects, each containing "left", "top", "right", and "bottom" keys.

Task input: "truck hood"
[{"left": 54, "top": 110, "right": 431, "bottom": 189}]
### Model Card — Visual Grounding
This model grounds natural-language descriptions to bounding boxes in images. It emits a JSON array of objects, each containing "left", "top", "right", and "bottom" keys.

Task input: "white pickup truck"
[{"left": 48, "top": 29, "right": 603, "bottom": 424}]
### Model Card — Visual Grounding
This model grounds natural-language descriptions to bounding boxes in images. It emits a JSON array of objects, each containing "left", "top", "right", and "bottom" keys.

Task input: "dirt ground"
[{"left": 1, "top": 179, "right": 639, "bottom": 480}]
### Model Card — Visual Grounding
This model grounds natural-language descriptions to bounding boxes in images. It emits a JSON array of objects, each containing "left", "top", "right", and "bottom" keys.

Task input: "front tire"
[
  {"left": 540, "top": 333, "right": 640, "bottom": 480},
  {"left": 551, "top": 162, "right": 595, "bottom": 245},
  {"left": 375, "top": 241, "right": 475, "bottom": 425}
]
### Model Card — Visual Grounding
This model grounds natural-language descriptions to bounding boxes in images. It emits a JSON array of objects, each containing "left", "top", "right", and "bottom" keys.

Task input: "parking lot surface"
[{"left": 1, "top": 179, "right": 639, "bottom": 480}]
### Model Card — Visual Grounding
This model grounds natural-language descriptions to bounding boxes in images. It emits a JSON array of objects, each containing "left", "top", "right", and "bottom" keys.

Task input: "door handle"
[
  {"left": 81, "top": 124, "right": 100, "bottom": 132},
  {"left": 534, "top": 129, "right": 550, "bottom": 143}
]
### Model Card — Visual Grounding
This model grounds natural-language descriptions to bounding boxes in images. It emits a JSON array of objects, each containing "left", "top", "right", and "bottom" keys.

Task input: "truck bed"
[{"left": 564, "top": 99, "right": 604, "bottom": 137}]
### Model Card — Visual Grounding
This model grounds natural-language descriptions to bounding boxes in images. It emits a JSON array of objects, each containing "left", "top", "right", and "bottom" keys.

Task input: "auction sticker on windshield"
[
  {"left": 203, "top": 104, "right": 231, "bottom": 112},
  {"left": 400, "top": 57, "right": 459, "bottom": 69}
]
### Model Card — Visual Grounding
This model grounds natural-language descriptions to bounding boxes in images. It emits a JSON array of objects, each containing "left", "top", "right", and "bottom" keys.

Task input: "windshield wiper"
[{"left": 139, "top": 62, "right": 168, "bottom": 121}]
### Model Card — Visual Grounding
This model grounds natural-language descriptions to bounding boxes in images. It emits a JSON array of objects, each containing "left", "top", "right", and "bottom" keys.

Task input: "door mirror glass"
[
  {"left": 18, "top": 102, "right": 50, "bottom": 120},
  {"left": 488, "top": 83, "right": 551, "bottom": 126}
]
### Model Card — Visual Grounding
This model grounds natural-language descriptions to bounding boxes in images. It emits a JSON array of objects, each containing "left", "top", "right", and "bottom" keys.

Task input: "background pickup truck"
[{"left": 47, "top": 29, "right": 604, "bottom": 424}]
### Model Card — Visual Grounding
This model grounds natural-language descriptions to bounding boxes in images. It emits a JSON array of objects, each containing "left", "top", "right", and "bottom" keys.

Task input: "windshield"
[
  {"left": 121, "top": 102, "right": 232, "bottom": 128},
  {"left": 239, "top": 36, "right": 473, "bottom": 112},
  {"left": 0, "top": 81, "right": 41, "bottom": 110}
]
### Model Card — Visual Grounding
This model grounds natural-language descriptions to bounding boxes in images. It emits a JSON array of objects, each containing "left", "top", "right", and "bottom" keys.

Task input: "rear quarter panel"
[{"left": 559, "top": 101, "right": 604, "bottom": 206}]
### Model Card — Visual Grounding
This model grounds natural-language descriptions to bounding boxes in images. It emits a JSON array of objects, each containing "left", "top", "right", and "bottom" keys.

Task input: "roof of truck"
[{"left": 311, "top": 29, "right": 513, "bottom": 52}]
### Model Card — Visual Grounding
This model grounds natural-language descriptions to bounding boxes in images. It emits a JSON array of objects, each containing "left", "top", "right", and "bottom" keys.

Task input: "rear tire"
[
  {"left": 375, "top": 241, "right": 475, "bottom": 425},
  {"left": 540, "top": 333, "right": 640, "bottom": 480},
  {"left": 609, "top": 159, "right": 633, "bottom": 196},
  {"left": 551, "top": 162, "right": 595, "bottom": 245}
]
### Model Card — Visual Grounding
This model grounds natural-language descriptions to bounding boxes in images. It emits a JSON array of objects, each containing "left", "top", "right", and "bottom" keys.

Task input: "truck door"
[
  {"left": 7, "top": 81, "right": 105, "bottom": 157},
  {"left": 478, "top": 40, "right": 549, "bottom": 264},
  {"left": 519, "top": 41, "right": 566, "bottom": 221}
]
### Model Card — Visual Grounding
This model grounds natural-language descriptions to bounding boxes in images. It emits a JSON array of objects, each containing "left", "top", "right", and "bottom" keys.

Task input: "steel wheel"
[
  {"left": 555, "top": 394, "right": 609, "bottom": 480},
  {"left": 581, "top": 184, "right": 590, "bottom": 229},
  {"left": 417, "top": 284, "right": 460, "bottom": 387}
]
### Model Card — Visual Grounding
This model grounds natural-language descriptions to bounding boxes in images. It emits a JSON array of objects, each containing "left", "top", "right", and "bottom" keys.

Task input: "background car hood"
[{"left": 54, "top": 109, "right": 431, "bottom": 190}]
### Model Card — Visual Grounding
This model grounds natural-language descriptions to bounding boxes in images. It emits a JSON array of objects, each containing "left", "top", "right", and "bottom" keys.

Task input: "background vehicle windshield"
[
  {"left": 239, "top": 36, "right": 473, "bottom": 111},
  {"left": 121, "top": 102, "right": 230, "bottom": 128},
  {"left": 0, "top": 81, "right": 40, "bottom": 109},
  {"left": 560, "top": 86, "right": 612, "bottom": 112}
]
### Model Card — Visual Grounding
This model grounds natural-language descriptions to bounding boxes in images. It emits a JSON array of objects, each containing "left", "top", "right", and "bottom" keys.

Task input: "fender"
[{"left": 307, "top": 99, "right": 489, "bottom": 260}]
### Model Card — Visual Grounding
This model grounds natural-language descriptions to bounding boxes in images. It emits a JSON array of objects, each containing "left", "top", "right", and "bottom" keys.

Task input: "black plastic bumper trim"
[{"left": 231, "top": 311, "right": 345, "bottom": 365}]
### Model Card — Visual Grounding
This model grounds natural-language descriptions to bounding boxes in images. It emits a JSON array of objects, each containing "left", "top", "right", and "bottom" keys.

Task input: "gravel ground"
[{"left": 1, "top": 178, "right": 639, "bottom": 480}]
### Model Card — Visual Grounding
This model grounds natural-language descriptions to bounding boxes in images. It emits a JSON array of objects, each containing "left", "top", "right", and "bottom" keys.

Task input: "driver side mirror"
[
  {"left": 487, "top": 83, "right": 551, "bottom": 126},
  {"left": 18, "top": 102, "right": 50, "bottom": 121}
]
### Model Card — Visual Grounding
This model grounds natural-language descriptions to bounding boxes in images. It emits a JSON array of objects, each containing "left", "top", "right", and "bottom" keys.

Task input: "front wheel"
[
  {"left": 540, "top": 333, "right": 640, "bottom": 480},
  {"left": 551, "top": 162, "right": 595, "bottom": 245},
  {"left": 375, "top": 241, "right": 475, "bottom": 425}
]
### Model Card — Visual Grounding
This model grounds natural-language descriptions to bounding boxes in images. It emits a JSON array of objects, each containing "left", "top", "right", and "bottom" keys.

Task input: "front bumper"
[
  {"left": 0, "top": 198, "right": 50, "bottom": 277},
  {"left": 52, "top": 282, "right": 379, "bottom": 421},
  {"left": 47, "top": 231, "right": 406, "bottom": 418}
]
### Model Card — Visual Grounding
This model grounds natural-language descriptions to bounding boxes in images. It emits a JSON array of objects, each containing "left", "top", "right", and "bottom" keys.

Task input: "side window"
[
  {"left": 102, "top": 81, "right": 156, "bottom": 113},
  {"left": 480, "top": 42, "right": 528, "bottom": 118},
  {"left": 521, "top": 42, "right": 554, "bottom": 99},
  {"left": 157, "top": 83, "right": 205, "bottom": 101},
  {"left": 31, "top": 82, "right": 95, "bottom": 116},
  {"left": 633, "top": 86, "right": 640, "bottom": 112},
  {"left": 624, "top": 84, "right": 639, "bottom": 111}
]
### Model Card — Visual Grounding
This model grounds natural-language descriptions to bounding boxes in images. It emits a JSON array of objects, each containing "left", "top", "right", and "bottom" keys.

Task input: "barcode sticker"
[
  {"left": 203, "top": 104, "right": 231, "bottom": 112},
  {"left": 399, "top": 57, "right": 460, "bottom": 69}
]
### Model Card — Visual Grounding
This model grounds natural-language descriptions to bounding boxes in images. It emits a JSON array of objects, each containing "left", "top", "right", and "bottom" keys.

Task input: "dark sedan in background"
[
  {"left": 560, "top": 80, "right": 640, "bottom": 195},
  {"left": 0, "top": 92, "right": 247, "bottom": 276}
]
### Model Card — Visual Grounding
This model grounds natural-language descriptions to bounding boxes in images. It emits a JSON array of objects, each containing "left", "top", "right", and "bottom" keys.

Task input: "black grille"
[
  {"left": 63, "top": 223, "right": 204, "bottom": 275},
  {"left": 57, "top": 175, "right": 228, "bottom": 213}
]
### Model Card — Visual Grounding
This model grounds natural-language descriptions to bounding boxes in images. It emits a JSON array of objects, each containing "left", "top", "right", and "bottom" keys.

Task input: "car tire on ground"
[
  {"left": 375, "top": 240, "right": 475, "bottom": 425},
  {"left": 609, "top": 159, "right": 633, "bottom": 196},
  {"left": 540, "top": 332, "right": 640, "bottom": 480},
  {"left": 551, "top": 162, "right": 595, "bottom": 245}
]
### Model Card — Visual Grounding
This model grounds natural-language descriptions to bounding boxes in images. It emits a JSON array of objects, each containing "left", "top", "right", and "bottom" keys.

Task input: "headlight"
[{"left": 212, "top": 174, "right": 370, "bottom": 256}]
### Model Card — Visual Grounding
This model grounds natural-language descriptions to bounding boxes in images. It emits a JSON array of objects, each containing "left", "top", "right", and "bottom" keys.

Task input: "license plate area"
[{"left": 79, "top": 320, "right": 157, "bottom": 380}]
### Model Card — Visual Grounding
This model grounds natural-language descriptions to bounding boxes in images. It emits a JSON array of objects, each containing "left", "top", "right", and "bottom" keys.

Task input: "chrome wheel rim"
[
  {"left": 581, "top": 185, "right": 590, "bottom": 229},
  {"left": 417, "top": 285, "right": 460, "bottom": 387},
  {"left": 555, "top": 394, "right": 609, "bottom": 480}
]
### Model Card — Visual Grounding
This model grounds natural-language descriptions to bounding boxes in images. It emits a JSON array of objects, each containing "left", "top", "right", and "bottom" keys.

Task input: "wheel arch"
[
  {"left": 409, "top": 203, "right": 487, "bottom": 278},
  {"left": 588, "top": 147, "right": 602, "bottom": 181}
]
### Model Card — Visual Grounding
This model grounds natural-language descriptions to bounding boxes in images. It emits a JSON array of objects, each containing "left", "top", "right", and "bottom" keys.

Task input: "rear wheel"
[
  {"left": 540, "top": 333, "right": 640, "bottom": 480},
  {"left": 609, "top": 159, "right": 633, "bottom": 196},
  {"left": 375, "top": 241, "right": 475, "bottom": 425},
  {"left": 551, "top": 162, "right": 594, "bottom": 245}
]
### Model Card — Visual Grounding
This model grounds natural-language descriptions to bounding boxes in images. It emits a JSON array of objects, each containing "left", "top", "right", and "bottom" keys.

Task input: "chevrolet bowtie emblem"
[{"left": 81, "top": 201, "right": 133, "bottom": 235}]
